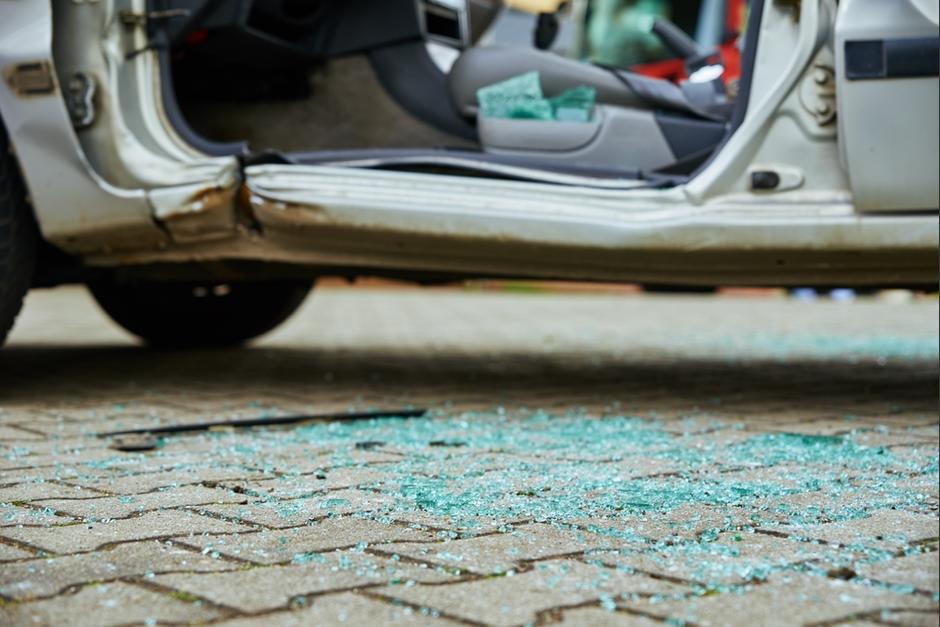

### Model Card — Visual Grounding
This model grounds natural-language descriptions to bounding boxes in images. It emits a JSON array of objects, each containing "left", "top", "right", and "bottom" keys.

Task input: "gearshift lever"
[
  {"left": 503, "top": 0, "right": 566, "bottom": 50},
  {"left": 534, "top": 11, "right": 559, "bottom": 49}
]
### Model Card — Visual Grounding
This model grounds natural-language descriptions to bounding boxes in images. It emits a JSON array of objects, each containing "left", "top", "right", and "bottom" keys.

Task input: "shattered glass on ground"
[{"left": 1, "top": 288, "right": 937, "bottom": 626}]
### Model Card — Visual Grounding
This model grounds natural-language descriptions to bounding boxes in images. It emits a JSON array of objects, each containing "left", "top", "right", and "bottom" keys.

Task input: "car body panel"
[
  {"left": 0, "top": 0, "right": 164, "bottom": 250},
  {"left": 233, "top": 164, "right": 937, "bottom": 285},
  {"left": 0, "top": 0, "right": 242, "bottom": 253},
  {"left": 0, "top": 0, "right": 937, "bottom": 286},
  {"left": 835, "top": 0, "right": 940, "bottom": 212}
]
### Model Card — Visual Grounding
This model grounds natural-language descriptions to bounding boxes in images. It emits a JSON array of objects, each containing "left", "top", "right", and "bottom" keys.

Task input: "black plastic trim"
[
  {"left": 655, "top": 113, "right": 727, "bottom": 160},
  {"left": 845, "top": 37, "right": 940, "bottom": 80},
  {"left": 155, "top": 51, "right": 247, "bottom": 157},
  {"left": 145, "top": 2, "right": 248, "bottom": 157},
  {"left": 721, "top": 0, "right": 764, "bottom": 137},
  {"left": 687, "top": 0, "right": 765, "bottom": 178},
  {"left": 287, "top": 147, "right": 650, "bottom": 184}
]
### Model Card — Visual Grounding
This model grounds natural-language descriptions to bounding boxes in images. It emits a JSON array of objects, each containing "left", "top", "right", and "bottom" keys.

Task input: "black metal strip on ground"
[{"left": 98, "top": 408, "right": 427, "bottom": 438}]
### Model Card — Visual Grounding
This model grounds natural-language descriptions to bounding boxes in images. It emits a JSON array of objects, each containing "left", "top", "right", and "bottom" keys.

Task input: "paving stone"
[
  {"left": 0, "top": 581, "right": 221, "bottom": 626},
  {"left": 28, "top": 403, "right": 184, "bottom": 425},
  {"left": 34, "top": 485, "right": 236, "bottom": 519},
  {"left": 893, "top": 444, "right": 940, "bottom": 466},
  {"left": 0, "top": 481, "right": 106, "bottom": 503},
  {"left": 0, "top": 420, "right": 97, "bottom": 438},
  {"left": 2, "top": 445, "right": 163, "bottom": 473},
  {"left": 191, "top": 488, "right": 399, "bottom": 528},
  {"left": 658, "top": 430, "right": 757, "bottom": 457},
  {"left": 225, "top": 467, "right": 392, "bottom": 499},
  {"left": 640, "top": 572, "right": 936, "bottom": 626},
  {"left": 0, "top": 438, "right": 104, "bottom": 460},
  {"left": 383, "top": 509, "right": 532, "bottom": 535},
  {"left": 0, "top": 540, "right": 238, "bottom": 600},
  {"left": 857, "top": 551, "right": 940, "bottom": 592},
  {"left": 253, "top": 449, "right": 405, "bottom": 474},
  {"left": 555, "top": 607, "right": 664, "bottom": 626},
  {"left": 689, "top": 463, "right": 842, "bottom": 490},
  {"left": 0, "top": 425, "right": 44, "bottom": 440},
  {"left": 886, "top": 474, "right": 940, "bottom": 500},
  {"left": 63, "top": 465, "right": 274, "bottom": 494},
  {"left": 875, "top": 609, "right": 940, "bottom": 627},
  {"left": 756, "top": 418, "right": 889, "bottom": 437},
  {"left": 897, "top": 424, "right": 940, "bottom": 440},
  {"left": 753, "top": 489, "right": 891, "bottom": 527},
  {"left": 483, "top": 455, "right": 689, "bottom": 482},
  {"left": 572, "top": 503, "right": 756, "bottom": 544},
  {"left": 377, "top": 558, "right": 686, "bottom": 627},
  {"left": 0, "top": 509, "right": 253, "bottom": 554},
  {"left": 381, "top": 523, "right": 617, "bottom": 575},
  {"left": 0, "top": 466, "right": 96, "bottom": 487},
  {"left": 766, "top": 509, "right": 940, "bottom": 552},
  {"left": 848, "top": 430, "right": 940, "bottom": 448},
  {"left": 590, "top": 531, "right": 838, "bottom": 585},
  {"left": 658, "top": 416, "right": 741, "bottom": 435},
  {"left": 175, "top": 516, "right": 440, "bottom": 564},
  {"left": 0, "top": 543, "right": 37, "bottom": 561},
  {"left": 0, "top": 457, "right": 30, "bottom": 471},
  {"left": 2, "top": 287, "right": 937, "bottom": 623},
  {"left": 154, "top": 550, "right": 458, "bottom": 612},
  {"left": 214, "top": 591, "right": 462, "bottom": 626},
  {"left": 883, "top": 476, "right": 940, "bottom": 515},
  {"left": 0, "top": 503, "right": 74, "bottom": 527}
]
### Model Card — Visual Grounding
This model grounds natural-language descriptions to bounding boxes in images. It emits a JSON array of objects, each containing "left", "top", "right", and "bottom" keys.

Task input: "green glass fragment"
[
  {"left": 550, "top": 85, "right": 597, "bottom": 122},
  {"left": 476, "top": 71, "right": 545, "bottom": 120},
  {"left": 504, "top": 99, "right": 555, "bottom": 121},
  {"left": 477, "top": 72, "right": 596, "bottom": 122}
]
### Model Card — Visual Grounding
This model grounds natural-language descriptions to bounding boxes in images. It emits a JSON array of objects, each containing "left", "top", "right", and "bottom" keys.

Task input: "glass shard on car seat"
[
  {"left": 476, "top": 71, "right": 552, "bottom": 120},
  {"left": 549, "top": 85, "right": 597, "bottom": 122},
  {"left": 477, "top": 71, "right": 596, "bottom": 122}
]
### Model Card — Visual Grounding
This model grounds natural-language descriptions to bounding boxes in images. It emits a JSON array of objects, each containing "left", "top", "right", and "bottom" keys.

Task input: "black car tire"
[
  {"left": 90, "top": 280, "right": 313, "bottom": 347},
  {"left": 0, "top": 122, "right": 38, "bottom": 347},
  {"left": 642, "top": 284, "right": 718, "bottom": 294}
]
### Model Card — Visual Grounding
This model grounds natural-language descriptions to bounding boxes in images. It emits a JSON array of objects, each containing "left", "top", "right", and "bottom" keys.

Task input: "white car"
[{"left": 0, "top": 0, "right": 937, "bottom": 347}]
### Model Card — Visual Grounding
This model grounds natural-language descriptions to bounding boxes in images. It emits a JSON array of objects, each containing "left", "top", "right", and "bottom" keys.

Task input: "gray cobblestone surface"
[{"left": 1, "top": 286, "right": 937, "bottom": 626}]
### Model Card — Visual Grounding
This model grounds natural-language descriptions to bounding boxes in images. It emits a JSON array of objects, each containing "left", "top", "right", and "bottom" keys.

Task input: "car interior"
[{"left": 145, "top": 0, "right": 754, "bottom": 188}]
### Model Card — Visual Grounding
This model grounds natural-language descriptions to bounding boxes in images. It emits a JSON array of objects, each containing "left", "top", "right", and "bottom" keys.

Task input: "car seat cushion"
[{"left": 448, "top": 45, "right": 698, "bottom": 118}]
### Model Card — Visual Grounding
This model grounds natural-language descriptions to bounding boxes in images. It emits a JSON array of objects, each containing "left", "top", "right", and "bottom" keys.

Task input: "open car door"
[{"left": 835, "top": 0, "right": 939, "bottom": 212}]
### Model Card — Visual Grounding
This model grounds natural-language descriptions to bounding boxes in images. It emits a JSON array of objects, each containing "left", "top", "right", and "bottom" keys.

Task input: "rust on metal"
[{"left": 155, "top": 182, "right": 241, "bottom": 244}]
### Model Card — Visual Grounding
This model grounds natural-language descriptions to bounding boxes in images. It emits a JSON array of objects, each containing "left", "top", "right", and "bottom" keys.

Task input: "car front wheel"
[
  {"left": 0, "top": 122, "right": 38, "bottom": 347},
  {"left": 89, "top": 280, "right": 313, "bottom": 347}
]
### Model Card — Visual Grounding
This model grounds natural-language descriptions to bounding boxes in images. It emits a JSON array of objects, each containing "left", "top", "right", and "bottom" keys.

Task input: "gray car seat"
[{"left": 448, "top": 46, "right": 732, "bottom": 173}]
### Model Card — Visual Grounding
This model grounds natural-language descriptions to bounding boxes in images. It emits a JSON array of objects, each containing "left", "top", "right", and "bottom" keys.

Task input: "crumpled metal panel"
[{"left": 149, "top": 170, "right": 241, "bottom": 244}]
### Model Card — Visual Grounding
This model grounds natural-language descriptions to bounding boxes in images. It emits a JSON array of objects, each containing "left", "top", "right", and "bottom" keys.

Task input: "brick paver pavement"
[{"left": 1, "top": 286, "right": 937, "bottom": 626}]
